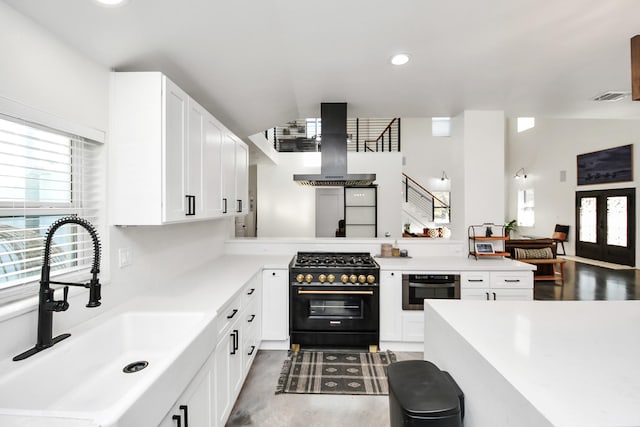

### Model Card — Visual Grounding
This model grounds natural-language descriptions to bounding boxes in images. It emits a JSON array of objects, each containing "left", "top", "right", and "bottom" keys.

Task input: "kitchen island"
[{"left": 423, "top": 300, "right": 640, "bottom": 426}]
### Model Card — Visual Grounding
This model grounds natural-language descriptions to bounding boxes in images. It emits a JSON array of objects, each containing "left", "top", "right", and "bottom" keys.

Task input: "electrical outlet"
[{"left": 118, "top": 248, "right": 132, "bottom": 268}]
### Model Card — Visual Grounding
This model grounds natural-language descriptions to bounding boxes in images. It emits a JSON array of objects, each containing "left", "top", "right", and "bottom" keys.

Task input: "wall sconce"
[
  {"left": 514, "top": 168, "right": 527, "bottom": 179},
  {"left": 440, "top": 170, "right": 449, "bottom": 181}
]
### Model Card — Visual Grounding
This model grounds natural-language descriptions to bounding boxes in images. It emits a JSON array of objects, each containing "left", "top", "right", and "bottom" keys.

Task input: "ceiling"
[{"left": 3, "top": 0, "right": 640, "bottom": 139}]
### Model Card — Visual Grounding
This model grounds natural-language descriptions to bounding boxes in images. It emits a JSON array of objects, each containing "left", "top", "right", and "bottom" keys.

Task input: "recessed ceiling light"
[
  {"left": 390, "top": 54, "right": 410, "bottom": 66},
  {"left": 94, "top": 0, "right": 128, "bottom": 7}
]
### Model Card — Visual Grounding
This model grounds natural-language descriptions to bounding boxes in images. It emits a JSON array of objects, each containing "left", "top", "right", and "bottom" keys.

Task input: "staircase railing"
[{"left": 402, "top": 173, "right": 450, "bottom": 223}]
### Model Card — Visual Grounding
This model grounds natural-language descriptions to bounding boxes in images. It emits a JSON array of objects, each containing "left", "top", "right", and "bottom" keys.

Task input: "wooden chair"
[{"left": 552, "top": 224, "right": 570, "bottom": 255}]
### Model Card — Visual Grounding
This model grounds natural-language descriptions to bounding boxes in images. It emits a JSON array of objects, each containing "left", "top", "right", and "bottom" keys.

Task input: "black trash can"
[{"left": 387, "top": 360, "right": 464, "bottom": 427}]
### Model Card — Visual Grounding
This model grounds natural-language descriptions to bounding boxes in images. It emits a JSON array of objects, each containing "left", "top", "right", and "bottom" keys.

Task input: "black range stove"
[{"left": 289, "top": 252, "right": 380, "bottom": 351}]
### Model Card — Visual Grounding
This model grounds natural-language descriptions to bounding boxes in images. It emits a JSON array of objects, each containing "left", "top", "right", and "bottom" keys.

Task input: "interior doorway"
[
  {"left": 575, "top": 188, "right": 635, "bottom": 266},
  {"left": 315, "top": 188, "right": 344, "bottom": 237}
]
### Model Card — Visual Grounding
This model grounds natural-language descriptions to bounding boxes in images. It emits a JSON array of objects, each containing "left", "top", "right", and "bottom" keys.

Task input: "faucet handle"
[{"left": 54, "top": 286, "right": 70, "bottom": 312}]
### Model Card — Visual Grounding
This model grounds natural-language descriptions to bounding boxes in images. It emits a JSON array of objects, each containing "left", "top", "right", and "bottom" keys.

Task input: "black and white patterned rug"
[{"left": 276, "top": 350, "right": 396, "bottom": 395}]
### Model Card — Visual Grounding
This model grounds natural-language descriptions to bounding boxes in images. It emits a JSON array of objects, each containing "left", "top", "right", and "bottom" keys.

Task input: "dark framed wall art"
[{"left": 577, "top": 144, "right": 633, "bottom": 185}]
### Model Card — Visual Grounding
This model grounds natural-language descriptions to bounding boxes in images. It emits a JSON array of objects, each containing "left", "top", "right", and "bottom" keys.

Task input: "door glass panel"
[
  {"left": 579, "top": 197, "right": 597, "bottom": 243},
  {"left": 309, "top": 299, "right": 363, "bottom": 318},
  {"left": 606, "top": 196, "right": 627, "bottom": 247}
]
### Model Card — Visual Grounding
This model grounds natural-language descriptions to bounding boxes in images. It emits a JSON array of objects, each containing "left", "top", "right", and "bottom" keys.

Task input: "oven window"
[
  {"left": 309, "top": 298, "right": 363, "bottom": 319},
  {"left": 410, "top": 285, "right": 455, "bottom": 301}
]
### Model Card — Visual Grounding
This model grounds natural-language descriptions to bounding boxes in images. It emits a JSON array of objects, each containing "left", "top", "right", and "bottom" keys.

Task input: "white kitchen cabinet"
[
  {"left": 109, "top": 71, "right": 246, "bottom": 225},
  {"left": 235, "top": 140, "right": 249, "bottom": 214},
  {"left": 261, "top": 269, "right": 289, "bottom": 345},
  {"left": 159, "top": 354, "right": 212, "bottom": 427},
  {"left": 460, "top": 271, "right": 533, "bottom": 300},
  {"left": 379, "top": 271, "right": 402, "bottom": 341},
  {"left": 221, "top": 133, "right": 249, "bottom": 215},
  {"left": 213, "top": 276, "right": 261, "bottom": 427},
  {"left": 401, "top": 312, "right": 425, "bottom": 342}
]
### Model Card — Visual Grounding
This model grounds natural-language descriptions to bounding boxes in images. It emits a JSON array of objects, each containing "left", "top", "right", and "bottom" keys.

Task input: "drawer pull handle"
[
  {"left": 504, "top": 279, "right": 521, "bottom": 283},
  {"left": 248, "top": 345, "right": 256, "bottom": 356},
  {"left": 248, "top": 314, "right": 256, "bottom": 322},
  {"left": 227, "top": 309, "right": 238, "bottom": 319},
  {"left": 247, "top": 288, "right": 255, "bottom": 295},
  {"left": 468, "top": 279, "right": 484, "bottom": 282},
  {"left": 172, "top": 415, "right": 181, "bottom": 427},
  {"left": 180, "top": 405, "right": 189, "bottom": 427}
]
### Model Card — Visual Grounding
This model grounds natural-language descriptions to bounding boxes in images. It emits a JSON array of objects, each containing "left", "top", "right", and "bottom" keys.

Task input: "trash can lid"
[{"left": 387, "top": 360, "right": 461, "bottom": 418}]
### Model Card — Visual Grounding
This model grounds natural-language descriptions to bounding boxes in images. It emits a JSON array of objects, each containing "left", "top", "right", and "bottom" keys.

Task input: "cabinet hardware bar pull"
[
  {"left": 297, "top": 290, "right": 374, "bottom": 295},
  {"left": 248, "top": 345, "right": 256, "bottom": 356},
  {"left": 227, "top": 309, "right": 238, "bottom": 319},
  {"left": 172, "top": 415, "right": 181, "bottom": 427},
  {"left": 468, "top": 279, "right": 484, "bottom": 282},
  {"left": 237, "top": 199, "right": 242, "bottom": 213},
  {"left": 230, "top": 331, "right": 237, "bottom": 355},
  {"left": 180, "top": 405, "right": 189, "bottom": 427},
  {"left": 492, "top": 292, "right": 497, "bottom": 300},
  {"left": 504, "top": 279, "right": 521, "bottom": 282},
  {"left": 223, "top": 198, "right": 228, "bottom": 214},
  {"left": 233, "top": 329, "right": 239, "bottom": 351},
  {"left": 485, "top": 292, "right": 490, "bottom": 301},
  {"left": 247, "top": 288, "right": 255, "bottom": 295},
  {"left": 248, "top": 314, "right": 256, "bottom": 322}
]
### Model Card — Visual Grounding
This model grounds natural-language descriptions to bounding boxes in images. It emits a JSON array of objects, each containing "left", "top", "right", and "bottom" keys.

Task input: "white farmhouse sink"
[{"left": 0, "top": 310, "right": 209, "bottom": 426}]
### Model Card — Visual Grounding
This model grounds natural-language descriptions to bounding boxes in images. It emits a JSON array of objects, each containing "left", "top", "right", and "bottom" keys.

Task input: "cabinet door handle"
[
  {"left": 180, "top": 405, "right": 189, "bottom": 427},
  {"left": 504, "top": 279, "right": 521, "bottom": 283},
  {"left": 172, "top": 415, "right": 182, "bottom": 427},
  {"left": 492, "top": 292, "right": 497, "bottom": 300},
  {"left": 237, "top": 199, "right": 242, "bottom": 213},
  {"left": 485, "top": 292, "right": 490, "bottom": 301},
  {"left": 227, "top": 309, "right": 238, "bottom": 319},
  {"left": 230, "top": 331, "right": 237, "bottom": 355},
  {"left": 247, "top": 288, "right": 255, "bottom": 295},
  {"left": 248, "top": 345, "right": 256, "bottom": 356},
  {"left": 185, "top": 195, "right": 196, "bottom": 216},
  {"left": 223, "top": 198, "right": 228, "bottom": 214},
  {"left": 248, "top": 314, "right": 256, "bottom": 323}
]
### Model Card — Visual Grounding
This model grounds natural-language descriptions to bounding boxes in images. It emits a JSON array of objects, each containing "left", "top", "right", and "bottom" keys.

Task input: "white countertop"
[
  {"left": 375, "top": 256, "right": 535, "bottom": 272},
  {"left": 424, "top": 300, "right": 640, "bottom": 426}
]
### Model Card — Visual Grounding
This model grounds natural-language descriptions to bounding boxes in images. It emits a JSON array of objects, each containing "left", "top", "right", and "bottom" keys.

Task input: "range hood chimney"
[{"left": 293, "top": 102, "right": 376, "bottom": 186}]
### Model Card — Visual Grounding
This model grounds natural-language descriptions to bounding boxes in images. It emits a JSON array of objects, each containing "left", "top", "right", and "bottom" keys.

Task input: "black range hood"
[{"left": 293, "top": 103, "right": 376, "bottom": 186}]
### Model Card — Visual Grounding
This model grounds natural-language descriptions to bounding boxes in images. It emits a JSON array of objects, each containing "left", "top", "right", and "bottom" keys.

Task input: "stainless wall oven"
[{"left": 402, "top": 274, "right": 460, "bottom": 310}]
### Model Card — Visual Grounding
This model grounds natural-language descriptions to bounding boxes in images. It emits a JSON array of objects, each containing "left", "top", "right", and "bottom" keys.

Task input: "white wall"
[
  {"left": 506, "top": 117, "right": 640, "bottom": 262},
  {"left": 0, "top": 3, "right": 233, "bottom": 361},
  {"left": 256, "top": 151, "right": 402, "bottom": 237}
]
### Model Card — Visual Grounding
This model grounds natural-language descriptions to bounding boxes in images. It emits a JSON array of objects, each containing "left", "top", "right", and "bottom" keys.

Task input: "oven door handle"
[{"left": 297, "top": 290, "right": 374, "bottom": 295}]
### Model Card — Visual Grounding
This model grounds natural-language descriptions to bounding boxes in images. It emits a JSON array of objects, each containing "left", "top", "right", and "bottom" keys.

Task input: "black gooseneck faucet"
[{"left": 13, "top": 216, "right": 102, "bottom": 361}]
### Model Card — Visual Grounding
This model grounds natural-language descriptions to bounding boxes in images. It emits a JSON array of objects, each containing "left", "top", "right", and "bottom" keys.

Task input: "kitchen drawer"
[
  {"left": 216, "top": 294, "right": 242, "bottom": 342},
  {"left": 460, "top": 272, "right": 490, "bottom": 289},
  {"left": 490, "top": 271, "right": 533, "bottom": 289},
  {"left": 241, "top": 277, "right": 260, "bottom": 307}
]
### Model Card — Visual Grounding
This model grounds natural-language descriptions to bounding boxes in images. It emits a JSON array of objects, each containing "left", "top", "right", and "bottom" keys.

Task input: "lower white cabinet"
[
  {"left": 379, "top": 271, "right": 402, "bottom": 341},
  {"left": 159, "top": 354, "right": 213, "bottom": 427},
  {"left": 460, "top": 271, "right": 533, "bottom": 300},
  {"left": 401, "top": 312, "right": 424, "bottom": 342},
  {"left": 261, "top": 269, "right": 289, "bottom": 348}
]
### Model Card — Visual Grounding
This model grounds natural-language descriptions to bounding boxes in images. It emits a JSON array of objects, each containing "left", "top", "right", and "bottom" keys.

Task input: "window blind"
[{"left": 0, "top": 115, "right": 103, "bottom": 300}]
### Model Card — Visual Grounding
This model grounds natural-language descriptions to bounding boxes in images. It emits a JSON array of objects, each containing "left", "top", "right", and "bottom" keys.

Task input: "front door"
[{"left": 575, "top": 188, "right": 635, "bottom": 266}]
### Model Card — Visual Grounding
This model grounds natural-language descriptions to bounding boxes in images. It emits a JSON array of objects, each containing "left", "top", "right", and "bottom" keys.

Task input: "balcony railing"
[{"left": 268, "top": 118, "right": 400, "bottom": 152}]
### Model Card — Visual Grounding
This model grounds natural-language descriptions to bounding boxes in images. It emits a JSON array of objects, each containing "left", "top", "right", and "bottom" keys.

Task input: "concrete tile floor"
[{"left": 227, "top": 350, "right": 422, "bottom": 427}]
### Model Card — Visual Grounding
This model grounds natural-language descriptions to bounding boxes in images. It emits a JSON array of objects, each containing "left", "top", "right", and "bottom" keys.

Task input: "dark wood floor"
[{"left": 534, "top": 259, "right": 640, "bottom": 300}]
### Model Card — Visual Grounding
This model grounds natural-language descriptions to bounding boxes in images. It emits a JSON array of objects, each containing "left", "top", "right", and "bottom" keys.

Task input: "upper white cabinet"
[
  {"left": 221, "top": 133, "right": 249, "bottom": 215},
  {"left": 109, "top": 71, "right": 247, "bottom": 225}
]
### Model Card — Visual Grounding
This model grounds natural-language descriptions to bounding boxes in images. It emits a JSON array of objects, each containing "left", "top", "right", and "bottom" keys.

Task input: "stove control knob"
[
  {"left": 358, "top": 275, "right": 366, "bottom": 284},
  {"left": 296, "top": 274, "right": 304, "bottom": 283},
  {"left": 341, "top": 274, "right": 349, "bottom": 283},
  {"left": 305, "top": 274, "right": 313, "bottom": 283},
  {"left": 327, "top": 274, "right": 335, "bottom": 283},
  {"left": 349, "top": 274, "right": 358, "bottom": 284},
  {"left": 367, "top": 275, "right": 376, "bottom": 284},
  {"left": 318, "top": 274, "right": 327, "bottom": 283}
]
